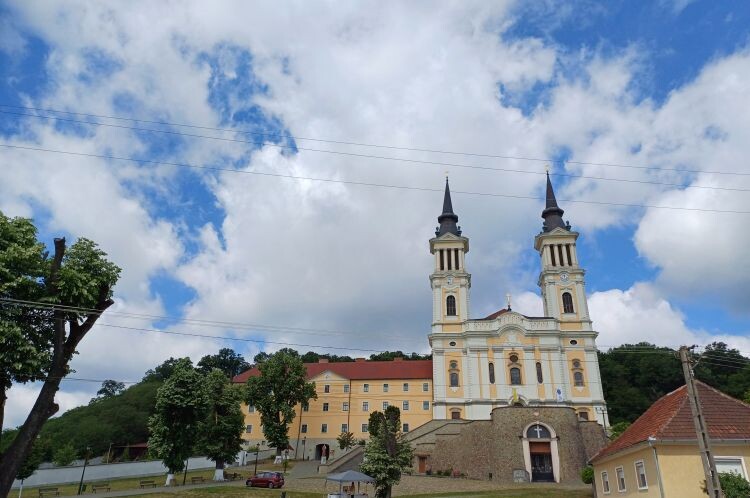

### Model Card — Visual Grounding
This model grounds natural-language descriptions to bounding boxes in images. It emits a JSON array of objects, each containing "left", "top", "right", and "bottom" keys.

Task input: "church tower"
[
  {"left": 534, "top": 173, "right": 590, "bottom": 323},
  {"left": 429, "top": 178, "right": 470, "bottom": 329}
]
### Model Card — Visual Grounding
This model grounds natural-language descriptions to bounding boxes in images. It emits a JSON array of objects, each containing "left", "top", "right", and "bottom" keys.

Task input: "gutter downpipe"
[{"left": 648, "top": 437, "right": 665, "bottom": 498}]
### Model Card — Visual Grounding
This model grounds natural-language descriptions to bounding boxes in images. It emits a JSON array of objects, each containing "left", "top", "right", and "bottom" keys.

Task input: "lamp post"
[
  {"left": 302, "top": 437, "right": 306, "bottom": 461},
  {"left": 253, "top": 445, "right": 259, "bottom": 475},
  {"left": 77, "top": 446, "right": 91, "bottom": 495}
]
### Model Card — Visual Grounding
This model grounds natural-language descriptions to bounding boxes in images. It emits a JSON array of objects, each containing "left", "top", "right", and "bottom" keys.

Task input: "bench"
[
  {"left": 39, "top": 488, "right": 60, "bottom": 497},
  {"left": 190, "top": 476, "right": 206, "bottom": 484},
  {"left": 91, "top": 482, "right": 111, "bottom": 493},
  {"left": 225, "top": 472, "right": 243, "bottom": 481},
  {"left": 139, "top": 480, "right": 157, "bottom": 488}
]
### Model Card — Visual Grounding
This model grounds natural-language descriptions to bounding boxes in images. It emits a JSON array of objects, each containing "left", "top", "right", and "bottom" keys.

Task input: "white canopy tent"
[{"left": 324, "top": 470, "right": 375, "bottom": 497}]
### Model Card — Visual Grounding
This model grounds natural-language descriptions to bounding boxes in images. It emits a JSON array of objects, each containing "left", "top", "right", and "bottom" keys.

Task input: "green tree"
[
  {"left": 96, "top": 379, "right": 125, "bottom": 399},
  {"left": 609, "top": 421, "right": 631, "bottom": 440},
  {"left": 580, "top": 465, "right": 594, "bottom": 484},
  {"left": 337, "top": 431, "right": 356, "bottom": 451},
  {"left": 694, "top": 342, "right": 750, "bottom": 399},
  {"left": 148, "top": 360, "right": 207, "bottom": 484},
  {"left": 718, "top": 472, "right": 750, "bottom": 498},
  {"left": 197, "top": 348, "right": 250, "bottom": 379},
  {"left": 245, "top": 349, "right": 316, "bottom": 457},
  {"left": 0, "top": 430, "right": 45, "bottom": 481},
  {"left": 0, "top": 213, "right": 120, "bottom": 495},
  {"left": 197, "top": 369, "right": 245, "bottom": 480},
  {"left": 743, "top": 389, "right": 750, "bottom": 405},
  {"left": 53, "top": 442, "right": 77, "bottom": 466},
  {"left": 143, "top": 357, "right": 191, "bottom": 382},
  {"left": 368, "top": 351, "right": 431, "bottom": 362},
  {"left": 360, "top": 406, "right": 413, "bottom": 498}
]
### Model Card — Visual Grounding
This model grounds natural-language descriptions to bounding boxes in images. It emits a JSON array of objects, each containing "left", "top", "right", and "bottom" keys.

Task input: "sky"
[{"left": 2, "top": 0, "right": 750, "bottom": 428}]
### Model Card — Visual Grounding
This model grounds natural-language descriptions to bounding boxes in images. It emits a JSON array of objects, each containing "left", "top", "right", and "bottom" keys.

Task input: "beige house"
[{"left": 590, "top": 381, "right": 750, "bottom": 497}]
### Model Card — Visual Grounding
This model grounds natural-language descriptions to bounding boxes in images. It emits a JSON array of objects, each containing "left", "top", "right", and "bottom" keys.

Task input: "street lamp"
[
  {"left": 253, "top": 445, "right": 260, "bottom": 476},
  {"left": 77, "top": 446, "right": 91, "bottom": 495},
  {"left": 302, "top": 437, "right": 306, "bottom": 461}
]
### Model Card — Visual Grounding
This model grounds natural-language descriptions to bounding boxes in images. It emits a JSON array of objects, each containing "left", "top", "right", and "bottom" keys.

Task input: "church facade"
[{"left": 429, "top": 175, "right": 608, "bottom": 426}]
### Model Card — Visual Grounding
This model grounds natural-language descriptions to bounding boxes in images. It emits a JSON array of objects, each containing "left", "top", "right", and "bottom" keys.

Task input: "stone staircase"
[
  {"left": 404, "top": 419, "right": 472, "bottom": 456},
  {"left": 318, "top": 445, "right": 364, "bottom": 474}
]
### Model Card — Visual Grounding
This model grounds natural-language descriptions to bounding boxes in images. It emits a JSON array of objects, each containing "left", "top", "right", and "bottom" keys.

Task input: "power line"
[
  {"left": 2, "top": 143, "right": 749, "bottom": 215},
  {"left": 3, "top": 108, "right": 750, "bottom": 193},
  {"left": 3, "top": 103, "right": 749, "bottom": 178}
]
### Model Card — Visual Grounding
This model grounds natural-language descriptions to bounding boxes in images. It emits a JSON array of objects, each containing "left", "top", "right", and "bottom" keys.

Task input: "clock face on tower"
[
  {"left": 560, "top": 272, "right": 569, "bottom": 282},
  {"left": 447, "top": 276, "right": 454, "bottom": 285}
]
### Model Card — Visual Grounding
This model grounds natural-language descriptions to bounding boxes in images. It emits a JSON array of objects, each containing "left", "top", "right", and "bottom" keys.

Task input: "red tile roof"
[
  {"left": 483, "top": 308, "right": 510, "bottom": 320},
  {"left": 592, "top": 381, "right": 750, "bottom": 463},
  {"left": 232, "top": 359, "right": 433, "bottom": 384}
]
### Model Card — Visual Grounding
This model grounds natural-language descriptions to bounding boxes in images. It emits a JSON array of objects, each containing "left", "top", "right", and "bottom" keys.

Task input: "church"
[
  {"left": 409, "top": 175, "right": 609, "bottom": 483},
  {"left": 236, "top": 174, "right": 609, "bottom": 483}
]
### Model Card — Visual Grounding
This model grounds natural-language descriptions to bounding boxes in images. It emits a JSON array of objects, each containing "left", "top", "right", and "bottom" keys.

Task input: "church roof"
[
  {"left": 541, "top": 172, "right": 570, "bottom": 233},
  {"left": 591, "top": 381, "right": 750, "bottom": 463},
  {"left": 232, "top": 359, "right": 433, "bottom": 383},
  {"left": 436, "top": 177, "right": 461, "bottom": 237}
]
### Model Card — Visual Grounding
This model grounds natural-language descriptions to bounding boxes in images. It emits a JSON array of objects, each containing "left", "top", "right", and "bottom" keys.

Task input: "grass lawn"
[
  {"left": 11, "top": 459, "right": 294, "bottom": 498},
  {"left": 134, "top": 487, "right": 593, "bottom": 498}
]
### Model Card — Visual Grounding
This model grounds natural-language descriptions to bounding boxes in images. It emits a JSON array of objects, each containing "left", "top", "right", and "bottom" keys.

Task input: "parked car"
[{"left": 246, "top": 471, "right": 285, "bottom": 488}]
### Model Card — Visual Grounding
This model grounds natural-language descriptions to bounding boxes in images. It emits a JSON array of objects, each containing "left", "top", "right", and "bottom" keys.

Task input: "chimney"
[
  {"left": 318, "top": 358, "right": 329, "bottom": 363},
  {"left": 355, "top": 358, "right": 366, "bottom": 363},
  {"left": 393, "top": 357, "right": 404, "bottom": 362}
]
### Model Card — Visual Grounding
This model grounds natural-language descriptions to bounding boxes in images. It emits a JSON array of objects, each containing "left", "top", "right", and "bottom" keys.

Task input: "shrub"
[
  {"left": 581, "top": 465, "right": 594, "bottom": 484},
  {"left": 53, "top": 443, "right": 77, "bottom": 467},
  {"left": 720, "top": 472, "right": 750, "bottom": 498}
]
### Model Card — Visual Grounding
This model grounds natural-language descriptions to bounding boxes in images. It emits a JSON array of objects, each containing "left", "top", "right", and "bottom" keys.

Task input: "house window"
[
  {"left": 488, "top": 362, "right": 495, "bottom": 384},
  {"left": 362, "top": 401, "right": 369, "bottom": 411},
  {"left": 510, "top": 367, "right": 522, "bottom": 385},
  {"left": 562, "top": 292, "right": 574, "bottom": 313},
  {"left": 403, "top": 424, "right": 410, "bottom": 433},
  {"left": 324, "top": 384, "right": 330, "bottom": 393},
  {"left": 446, "top": 295, "right": 456, "bottom": 316},
  {"left": 343, "top": 384, "right": 350, "bottom": 393},
  {"left": 402, "top": 400, "right": 410, "bottom": 411},
  {"left": 383, "top": 383, "right": 389, "bottom": 392},
  {"left": 536, "top": 362, "right": 544, "bottom": 383},
  {"left": 423, "top": 401, "right": 430, "bottom": 410},
  {"left": 322, "top": 403, "right": 329, "bottom": 412},
  {"left": 403, "top": 383, "right": 409, "bottom": 392},
  {"left": 363, "top": 383, "right": 369, "bottom": 393},
  {"left": 246, "top": 425, "right": 252, "bottom": 433},
  {"left": 423, "top": 382, "right": 429, "bottom": 392},
  {"left": 248, "top": 405, "right": 255, "bottom": 413},
  {"left": 715, "top": 458, "right": 746, "bottom": 477},
  {"left": 615, "top": 467, "right": 626, "bottom": 492},
  {"left": 601, "top": 471, "right": 610, "bottom": 494},
  {"left": 321, "top": 424, "right": 328, "bottom": 433},
  {"left": 341, "top": 423, "right": 348, "bottom": 433},
  {"left": 361, "top": 424, "right": 368, "bottom": 433},
  {"left": 343, "top": 402, "right": 349, "bottom": 412},
  {"left": 574, "top": 371, "right": 585, "bottom": 387},
  {"left": 302, "top": 403, "right": 309, "bottom": 412},
  {"left": 301, "top": 424, "right": 307, "bottom": 434},
  {"left": 383, "top": 401, "right": 389, "bottom": 410},
  {"left": 635, "top": 460, "right": 647, "bottom": 489}
]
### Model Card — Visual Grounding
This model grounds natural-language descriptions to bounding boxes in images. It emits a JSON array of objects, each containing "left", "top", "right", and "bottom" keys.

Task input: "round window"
[
  {"left": 449, "top": 361, "right": 458, "bottom": 369},
  {"left": 509, "top": 354, "right": 519, "bottom": 363},
  {"left": 569, "top": 339, "right": 578, "bottom": 345},
  {"left": 572, "top": 359, "right": 581, "bottom": 368},
  {"left": 449, "top": 341, "right": 456, "bottom": 347}
]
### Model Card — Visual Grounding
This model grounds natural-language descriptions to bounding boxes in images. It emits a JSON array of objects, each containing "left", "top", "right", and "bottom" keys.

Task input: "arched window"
[
  {"left": 446, "top": 295, "right": 457, "bottom": 316},
  {"left": 536, "top": 362, "right": 544, "bottom": 384},
  {"left": 450, "top": 372, "right": 459, "bottom": 387},
  {"left": 488, "top": 363, "right": 495, "bottom": 384},
  {"left": 526, "top": 424, "right": 551, "bottom": 439},
  {"left": 562, "top": 292, "right": 574, "bottom": 314},
  {"left": 510, "top": 367, "right": 522, "bottom": 385},
  {"left": 574, "top": 371, "right": 585, "bottom": 387}
]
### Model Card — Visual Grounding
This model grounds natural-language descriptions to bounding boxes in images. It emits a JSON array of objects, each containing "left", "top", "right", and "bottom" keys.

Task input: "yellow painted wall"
[
  {"left": 592, "top": 446, "right": 660, "bottom": 497},
  {"left": 240, "top": 374, "right": 433, "bottom": 445},
  {"left": 565, "top": 350, "right": 591, "bottom": 398},
  {"left": 657, "top": 444, "right": 750, "bottom": 497}
]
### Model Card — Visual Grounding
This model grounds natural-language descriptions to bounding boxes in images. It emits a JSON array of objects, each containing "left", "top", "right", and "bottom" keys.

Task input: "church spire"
[
  {"left": 541, "top": 172, "right": 570, "bottom": 232},
  {"left": 436, "top": 177, "right": 461, "bottom": 236}
]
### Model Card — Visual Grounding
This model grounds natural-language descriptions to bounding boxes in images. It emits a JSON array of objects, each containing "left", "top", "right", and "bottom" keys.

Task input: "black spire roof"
[
  {"left": 541, "top": 172, "right": 570, "bottom": 232},
  {"left": 436, "top": 177, "right": 461, "bottom": 237}
]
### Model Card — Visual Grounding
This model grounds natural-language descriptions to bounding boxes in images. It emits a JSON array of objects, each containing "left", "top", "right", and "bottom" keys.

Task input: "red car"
[{"left": 246, "top": 471, "right": 285, "bottom": 488}]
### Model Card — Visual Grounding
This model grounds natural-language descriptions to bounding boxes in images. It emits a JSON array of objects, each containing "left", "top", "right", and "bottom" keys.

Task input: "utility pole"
[{"left": 679, "top": 346, "right": 723, "bottom": 498}]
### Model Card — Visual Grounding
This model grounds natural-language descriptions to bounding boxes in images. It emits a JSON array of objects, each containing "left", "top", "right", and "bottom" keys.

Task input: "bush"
[
  {"left": 720, "top": 472, "right": 750, "bottom": 498},
  {"left": 581, "top": 465, "right": 594, "bottom": 484},
  {"left": 53, "top": 443, "right": 77, "bottom": 466}
]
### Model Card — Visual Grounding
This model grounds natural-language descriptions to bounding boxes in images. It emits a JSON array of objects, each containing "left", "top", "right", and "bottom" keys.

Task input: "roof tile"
[{"left": 233, "top": 359, "right": 433, "bottom": 384}]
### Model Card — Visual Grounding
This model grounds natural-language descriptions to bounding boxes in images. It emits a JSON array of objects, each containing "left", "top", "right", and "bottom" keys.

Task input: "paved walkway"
[{"left": 287, "top": 459, "right": 321, "bottom": 478}]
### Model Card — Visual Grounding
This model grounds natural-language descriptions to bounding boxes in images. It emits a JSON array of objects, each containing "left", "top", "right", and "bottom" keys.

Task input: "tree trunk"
[{"left": 0, "top": 385, "right": 7, "bottom": 436}]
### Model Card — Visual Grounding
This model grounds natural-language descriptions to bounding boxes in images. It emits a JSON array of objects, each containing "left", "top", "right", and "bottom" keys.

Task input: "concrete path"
[
  {"left": 56, "top": 480, "right": 246, "bottom": 498},
  {"left": 287, "top": 459, "right": 321, "bottom": 478}
]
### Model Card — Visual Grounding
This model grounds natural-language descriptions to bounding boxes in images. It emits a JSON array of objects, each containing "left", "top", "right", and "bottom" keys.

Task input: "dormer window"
[{"left": 446, "top": 295, "right": 457, "bottom": 316}]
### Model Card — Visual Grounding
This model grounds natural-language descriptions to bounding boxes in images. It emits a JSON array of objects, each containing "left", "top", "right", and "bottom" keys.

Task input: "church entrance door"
[{"left": 529, "top": 442, "right": 554, "bottom": 482}]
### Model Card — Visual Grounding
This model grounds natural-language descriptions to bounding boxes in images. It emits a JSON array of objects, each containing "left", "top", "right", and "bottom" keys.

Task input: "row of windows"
[
  {"left": 316, "top": 400, "right": 430, "bottom": 412},
  {"left": 448, "top": 358, "right": 585, "bottom": 387},
  {"left": 321, "top": 382, "right": 430, "bottom": 393},
  {"left": 548, "top": 243, "right": 574, "bottom": 267},
  {"left": 600, "top": 461, "right": 647, "bottom": 494},
  {"left": 438, "top": 248, "right": 460, "bottom": 271},
  {"left": 297, "top": 423, "right": 412, "bottom": 434}
]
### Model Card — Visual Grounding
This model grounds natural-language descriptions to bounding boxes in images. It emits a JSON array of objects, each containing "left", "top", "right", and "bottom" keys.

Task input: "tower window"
[
  {"left": 450, "top": 372, "right": 459, "bottom": 387},
  {"left": 550, "top": 245, "right": 556, "bottom": 266},
  {"left": 536, "top": 362, "right": 544, "bottom": 384},
  {"left": 558, "top": 245, "right": 565, "bottom": 266},
  {"left": 510, "top": 367, "right": 522, "bottom": 385},
  {"left": 454, "top": 249, "right": 459, "bottom": 270},
  {"left": 488, "top": 362, "right": 495, "bottom": 384},
  {"left": 566, "top": 244, "right": 573, "bottom": 266},
  {"left": 562, "top": 292, "right": 574, "bottom": 313},
  {"left": 574, "top": 371, "right": 585, "bottom": 387},
  {"left": 447, "top": 249, "right": 452, "bottom": 270},
  {"left": 446, "top": 295, "right": 457, "bottom": 316},
  {"left": 439, "top": 249, "right": 445, "bottom": 271}
]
